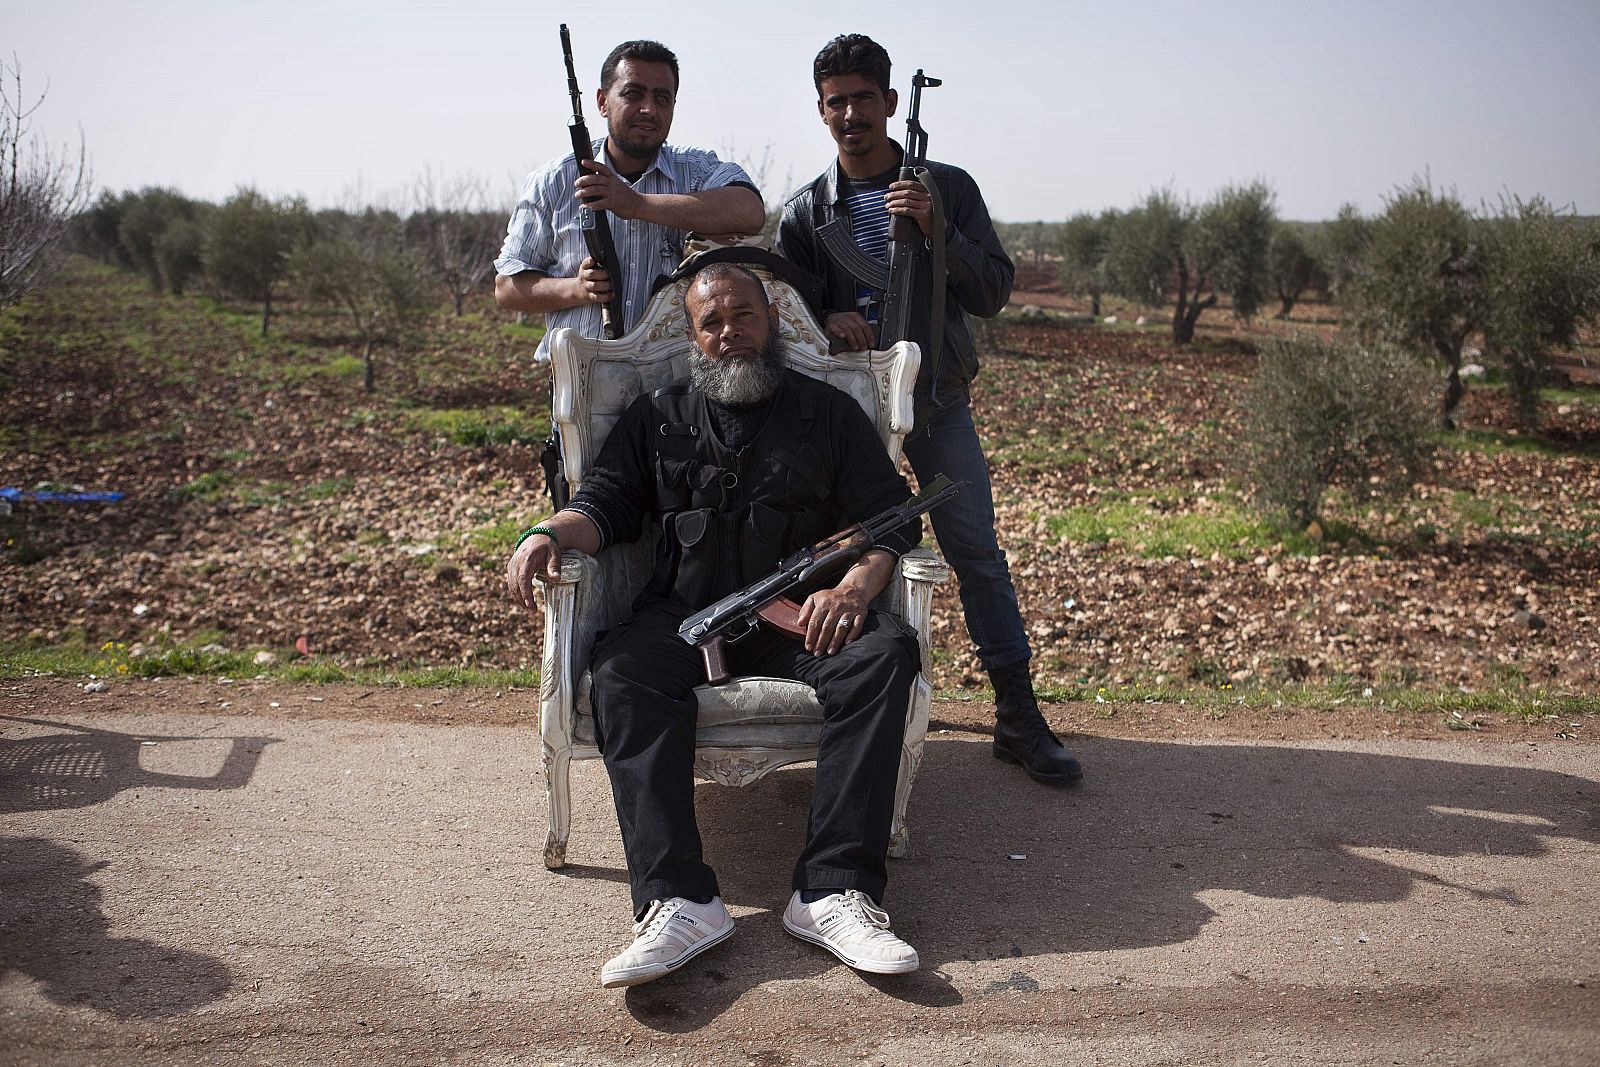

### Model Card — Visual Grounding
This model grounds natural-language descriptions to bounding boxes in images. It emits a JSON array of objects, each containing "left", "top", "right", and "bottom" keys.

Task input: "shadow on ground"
[
  {"left": 0, "top": 714, "right": 278, "bottom": 814},
  {"left": 605, "top": 735, "right": 1598, "bottom": 1031},
  {"left": 0, "top": 837, "right": 236, "bottom": 1018},
  {"left": 0, "top": 715, "right": 275, "bottom": 1018}
]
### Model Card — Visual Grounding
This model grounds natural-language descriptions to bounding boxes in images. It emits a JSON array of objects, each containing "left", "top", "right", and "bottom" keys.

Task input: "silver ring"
[{"left": 837, "top": 616, "right": 853, "bottom": 628}]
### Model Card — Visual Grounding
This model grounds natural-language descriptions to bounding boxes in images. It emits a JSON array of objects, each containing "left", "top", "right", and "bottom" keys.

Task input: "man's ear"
[
  {"left": 767, "top": 300, "right": 780, "bottom": 335},
  {"left": 596, "top": 85, "right": 609, "bottom": 117},
  {"left": 885, "top": 87, "right": 899, "bottom": 117}
]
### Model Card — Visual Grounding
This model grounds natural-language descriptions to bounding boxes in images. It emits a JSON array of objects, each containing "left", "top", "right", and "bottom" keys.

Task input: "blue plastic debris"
[{"left": 1, "top": 487, "right": 126, "bottom": 503}]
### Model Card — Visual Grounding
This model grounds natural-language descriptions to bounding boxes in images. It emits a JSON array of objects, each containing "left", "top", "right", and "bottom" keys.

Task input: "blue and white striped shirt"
[
  {"left": 495, "top": 141, "right": 756, "bottom": 339},
  {"left": 841, "top": 169, "right": 894, "bottom": 324}
]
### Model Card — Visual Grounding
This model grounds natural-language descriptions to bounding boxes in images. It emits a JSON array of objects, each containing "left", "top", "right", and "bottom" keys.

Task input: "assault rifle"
[
  {"left": 560, "top": 23, "right": 624, "bottom": 339},
  {"left": 878, "top": 69, "right": 942, "bottom": 357},
  {"left": 678, "top": 475, "right": 963, "bottom": 685}
]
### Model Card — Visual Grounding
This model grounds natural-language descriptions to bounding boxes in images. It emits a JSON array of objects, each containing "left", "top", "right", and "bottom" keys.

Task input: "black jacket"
[
  {"left": 569, "top": 370, "right": 919, "bottom": 610},
  {"left": 777, "top": 149, "right": 1014, "bottom": 412}
]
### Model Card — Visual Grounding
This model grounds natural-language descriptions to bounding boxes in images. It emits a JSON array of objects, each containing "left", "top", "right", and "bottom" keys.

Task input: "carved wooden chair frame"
[{"left": 534, "top": 253, "right": 949, "bottom": 869}]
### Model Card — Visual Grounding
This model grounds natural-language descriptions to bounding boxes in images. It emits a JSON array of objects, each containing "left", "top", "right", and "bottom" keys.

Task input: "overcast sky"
[{"left": 8, "top": 0, "right": 1598, "bottom": 223}]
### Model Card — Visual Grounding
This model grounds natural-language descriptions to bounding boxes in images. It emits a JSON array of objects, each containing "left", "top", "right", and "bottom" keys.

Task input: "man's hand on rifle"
[
  {"left": 823, "top": 311, "right": 876, "bottom": 354},
  {"left": 574, "top": 158, "right": 646, "bottom": 220},
  {"left": 577, "top": 256, "right": 615, "bottom": 306},
  {"left": 885, "top": 179, "right": 939, "bottom": 240},
  {"left": 794, "top": 548, "right": 897, "bottom": 655},
  {"left": 795, "top": 586, "right": 869, "bottom": 656}
]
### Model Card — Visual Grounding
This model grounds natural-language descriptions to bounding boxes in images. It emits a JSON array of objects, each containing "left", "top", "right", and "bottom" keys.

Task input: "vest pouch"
[
  {"left": 741, "top": 501, "right": 790, "bottom": 580},
  {"left": 670, "top": 507, "right": 721, "bottom": 606},
  {"left": 690, "top": 465, "right": 733, "bottom": 510},
  {"left": 655, "top": 456, "right": 694, "bottom": 512}
]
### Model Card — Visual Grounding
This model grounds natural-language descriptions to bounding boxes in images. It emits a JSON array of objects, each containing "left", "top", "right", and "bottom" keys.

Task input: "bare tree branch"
[{"left": 0, "top": 54, "right": 92, "bottom": 309}]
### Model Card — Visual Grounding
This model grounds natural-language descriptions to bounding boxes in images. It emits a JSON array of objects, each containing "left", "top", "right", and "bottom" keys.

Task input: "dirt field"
[{"left": 4, "top": 264, "right": 1599, "bottom": 704}]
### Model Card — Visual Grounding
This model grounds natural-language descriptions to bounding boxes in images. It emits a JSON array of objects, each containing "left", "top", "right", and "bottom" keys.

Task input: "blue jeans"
[{"left": 902, "top": 397, "right": 1031, "bottom": 671}]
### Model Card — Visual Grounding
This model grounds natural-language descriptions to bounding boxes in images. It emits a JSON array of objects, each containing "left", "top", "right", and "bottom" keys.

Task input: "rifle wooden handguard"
[{"left": 753, "top": 597, "right": 807, "bottom": 639}]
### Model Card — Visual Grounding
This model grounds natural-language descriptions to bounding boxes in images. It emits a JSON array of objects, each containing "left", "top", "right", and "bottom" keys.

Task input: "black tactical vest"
[{"left": 644, "top": 371, "right": 842, "bottom": 608}]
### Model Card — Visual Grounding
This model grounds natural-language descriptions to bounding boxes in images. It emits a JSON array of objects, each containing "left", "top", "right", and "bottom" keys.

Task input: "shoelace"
[
  {"left": 634, "top": 898, "right": 683, "bottom": 940},
  {"left": 835, "top": 890, "right": 897, "bottom": 940}
]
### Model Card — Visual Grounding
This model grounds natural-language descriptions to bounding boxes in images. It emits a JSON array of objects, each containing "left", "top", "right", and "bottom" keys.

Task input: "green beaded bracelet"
[{"left": 515, "top": 525, "right": 560, "bottom": 550}]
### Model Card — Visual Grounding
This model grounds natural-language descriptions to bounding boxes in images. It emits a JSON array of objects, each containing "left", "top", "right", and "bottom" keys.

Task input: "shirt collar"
[{"left": 600, "top": 139, "right": 674, "bottom": 184}]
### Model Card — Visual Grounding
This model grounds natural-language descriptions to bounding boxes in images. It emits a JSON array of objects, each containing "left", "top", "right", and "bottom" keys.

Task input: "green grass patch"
[
  {"left": 502, "top": 320, "right": 546, "bottom": 342},
  {"left": 1437, "top": 489, "right": 1600, "bottom": 549},
  {"left": 399, "top": 405, "right": 549, "bottom": 447},
  {"left": 301, "top": 477, "right": 355, "bottom": 502},
  {"left": 174, "top": 469, "right": 238, "bottom": 501},
  {"left": 468, "top": 512, "right": 541, "bottom": 553},
  {"left": 1043, "top": 496, "right": 1315, "bottom": 558},
  {"left": 0, "top": 637, "right": 540, "bottom": 690},
  {"left": 1441, "top": 427, "right": 1600, "bottom": 460},
  {"left": 944, "top": 675, "right": 1600, "bottom": 719}
]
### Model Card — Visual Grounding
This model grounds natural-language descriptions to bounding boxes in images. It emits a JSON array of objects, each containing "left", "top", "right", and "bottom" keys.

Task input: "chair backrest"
[{"left": 546, "top": 250, "right": 920, "bottom": 629}]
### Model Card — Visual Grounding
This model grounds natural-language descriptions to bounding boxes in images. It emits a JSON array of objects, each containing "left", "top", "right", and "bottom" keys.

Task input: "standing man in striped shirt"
[
  {"left": 494, "top": 39, "right": 765, "bottom": 340},
  {"left": 779, "top": 34, "right": 1083, "bottom": 789}
]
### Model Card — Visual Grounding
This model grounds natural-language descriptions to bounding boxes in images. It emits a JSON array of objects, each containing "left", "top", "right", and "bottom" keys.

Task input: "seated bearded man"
[{"left": 506, "top": 263, "right": 926, "bottom": 987}]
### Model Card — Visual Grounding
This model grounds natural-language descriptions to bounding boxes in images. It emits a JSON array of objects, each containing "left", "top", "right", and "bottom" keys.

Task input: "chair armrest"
[
  {"left": 536, "top": 549, "right": 598, "bottom": 751},
  {"left": 880, "top": 547, "right": 949, "bottom": 665}
]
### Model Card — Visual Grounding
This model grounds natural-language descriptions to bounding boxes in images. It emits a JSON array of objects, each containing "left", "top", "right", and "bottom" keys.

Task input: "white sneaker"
[
  {"left": 599, "top": 896, "right": 735, "bottom": 988},
  {"left": 782, "top": 890, "right": 919, "bottom": 975}
]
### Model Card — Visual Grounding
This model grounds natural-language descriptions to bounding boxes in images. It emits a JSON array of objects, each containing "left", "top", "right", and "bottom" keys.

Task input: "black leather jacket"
[{"left": 777, "top": 148, "right": 1014, "bottom": 412}]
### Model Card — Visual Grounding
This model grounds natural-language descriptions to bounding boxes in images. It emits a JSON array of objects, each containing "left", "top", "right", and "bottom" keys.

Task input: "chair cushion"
[{"left": 572, "top": 671, "right": 823, "bottom": 745}]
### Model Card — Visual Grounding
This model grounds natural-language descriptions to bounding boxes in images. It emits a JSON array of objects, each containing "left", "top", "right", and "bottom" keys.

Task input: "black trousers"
[{"left": 590, "top": 599, "right": 922, "bottom": 915}]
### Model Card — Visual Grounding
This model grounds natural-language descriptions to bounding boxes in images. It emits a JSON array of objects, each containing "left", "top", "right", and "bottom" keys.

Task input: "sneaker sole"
[
  {"left": 781, "top": 914, "right": 919, "bottom": 975},
  {"left": 599, "top": 919, "right": 735, "bottom": 989},
  {"left": 992, "top": 741, "right": 1083, "bottom": 786}
]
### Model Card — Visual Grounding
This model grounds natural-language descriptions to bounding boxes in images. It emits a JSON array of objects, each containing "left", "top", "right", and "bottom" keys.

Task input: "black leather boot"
[{"left": 990, "top": 662, "right": 1083, "bottom": 786}]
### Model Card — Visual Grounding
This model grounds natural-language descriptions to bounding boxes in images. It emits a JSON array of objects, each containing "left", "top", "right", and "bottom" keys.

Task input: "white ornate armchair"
[{"left": 535, "top": 250, "right": 950, "bottom": 869}]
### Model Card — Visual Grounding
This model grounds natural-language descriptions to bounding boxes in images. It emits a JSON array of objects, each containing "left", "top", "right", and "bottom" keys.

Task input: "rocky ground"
[{"left": 3, "top": 262, "right": 1599, "bottom": 705}]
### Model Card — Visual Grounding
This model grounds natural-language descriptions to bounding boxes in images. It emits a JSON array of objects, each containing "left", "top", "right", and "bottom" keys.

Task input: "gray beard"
[{"left": 688, "top": 332, "right": 785, "bottom": 406}]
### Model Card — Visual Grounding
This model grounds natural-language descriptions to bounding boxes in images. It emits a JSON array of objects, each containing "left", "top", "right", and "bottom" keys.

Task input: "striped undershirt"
[{"left": 841, "top": 166, "right": 896, "bottom": 325}]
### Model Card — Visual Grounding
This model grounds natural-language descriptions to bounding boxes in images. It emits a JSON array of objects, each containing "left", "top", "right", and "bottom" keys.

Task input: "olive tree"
[
  {"left": 203, "top": 188, "right": 309, "bottom": 336},
  {"left": 1056, "top": 210, "right": 1115, "bottom": 316},
  {"left": 1104, "top": 182, "right": 1276, "bottom": 344},
  {"left": 289, "top": 211, "right": 434, "bottom": 392},
  {"left": 1267, "top": 222, "right": 1326, "bottom": 319},
  {"left": 1316, "top": 202, "right": 1371, "bottom": 306},
  {"left": 1479, "top": 197, "right": 1600, "bottom": 430},
  {"left": 1351, "top": 179, "right": 1482, "bottom": 426},
  {"left": 1242, "top": 334, "right": 1436, "bottom": 527},
  {"left": 153, "top": 209, "right": 208, "bottom": 296},
  {"left": 116, "top": 187, "right": 196, "bottom": 292}
]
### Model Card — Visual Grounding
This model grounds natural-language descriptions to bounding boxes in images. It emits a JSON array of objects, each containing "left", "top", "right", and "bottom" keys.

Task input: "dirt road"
[{"left": 2, "top": 679, "right": 1597, "bottom": 1065}]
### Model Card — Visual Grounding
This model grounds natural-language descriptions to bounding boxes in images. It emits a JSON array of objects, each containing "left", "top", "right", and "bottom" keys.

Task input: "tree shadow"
[
  {"left": 894, "top": 737, "right": 1599, "bottom": 968},
  {"left": 604, "top": 735, "right": 1596, "bottom": 1031},
  {"left": 0, "top": 715, "right": 279, "bottom": 814},
  {"left": 0, "top": 837, "right": 234, "bottom": 1017}
]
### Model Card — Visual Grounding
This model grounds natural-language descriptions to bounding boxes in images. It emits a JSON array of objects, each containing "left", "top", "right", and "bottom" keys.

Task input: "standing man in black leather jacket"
[{"left": 779, "top": 33, "right": 1081, "bottom": 787}]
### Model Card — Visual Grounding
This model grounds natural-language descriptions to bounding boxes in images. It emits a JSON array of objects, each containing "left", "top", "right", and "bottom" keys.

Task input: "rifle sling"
[{"left": 917, "top": 168, "right": 947, "bottom": 431}]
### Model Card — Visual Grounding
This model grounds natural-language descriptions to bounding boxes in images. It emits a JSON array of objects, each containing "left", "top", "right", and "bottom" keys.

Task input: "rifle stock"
[{"left": 560, "top": 24, "right": 624, "bottom": 339}]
